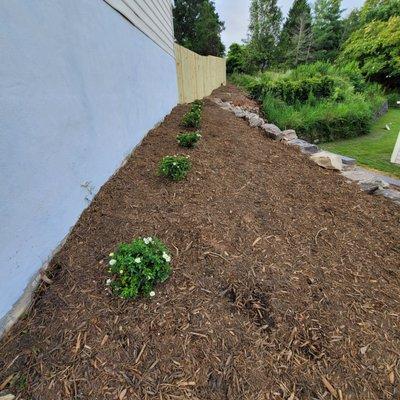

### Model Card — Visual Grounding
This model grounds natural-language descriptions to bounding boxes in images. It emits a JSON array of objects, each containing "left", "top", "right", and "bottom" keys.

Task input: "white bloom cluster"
[
  {"left": 149, "top": 291, "right": 156, "bottom": 297},
  {"left": 106, "top": 278, "right": 112, "bottom": 286},
  {"left": 162, "top": 251, "right": 171, "bottom": 263},
  {"left": 109, "top": 259, "right": 116, "bottom": 266},
  {"left": 109, "top": 252, "right": 115, "bottom": 257},
  {"left": 143, "top": 237, "right": 153, "bottom": 244},
  {"left": 134, "top": 257, "right": 141, "bottom": 263}
]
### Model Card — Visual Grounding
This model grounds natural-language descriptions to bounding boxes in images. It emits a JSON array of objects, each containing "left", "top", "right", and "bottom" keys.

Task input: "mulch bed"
[{"left": 1, "top": 84, "right": 399, "bottom": 400}]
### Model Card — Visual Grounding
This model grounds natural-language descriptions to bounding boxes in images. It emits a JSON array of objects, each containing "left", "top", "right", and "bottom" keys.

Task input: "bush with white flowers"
[
  {"left": 158, "top": 155, "right": 191, "bottom": 181},
  {"left": 107, "top": 237, "right": 171, "bottom": 299}
]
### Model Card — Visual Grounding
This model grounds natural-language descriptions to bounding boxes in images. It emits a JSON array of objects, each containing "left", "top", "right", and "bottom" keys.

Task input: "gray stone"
[
  {"left": 233, "top": 107, "right": 246, "bottom": 118},
  {"left": 281, "top": 129, "right": 298, "bottom": 141},
  {"left": 286, "top": 139, "right": 319, "bottom": 154},
  {"left": 375, "top": 188, "right": 400, "bottom": 205},
  {"left": 261, "top": 123, "right": 282, "bottom": 140},
  {"left": 341, "top": 155, "right": 356, "bottom": 166},
  {"left": 360, "top": 179, "right": 390, "bottom": 194},
  {"left": 310, "top": 151, "right": 343, "bottom": 171},
  {"left": 248, "top": 114, "right": 264, "bottom": 127}
]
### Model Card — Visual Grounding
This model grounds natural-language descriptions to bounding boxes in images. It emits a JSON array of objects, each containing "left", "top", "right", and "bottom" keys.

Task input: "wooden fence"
[{"left": 175, "top": 44, "right": 226, "bottom": 104}]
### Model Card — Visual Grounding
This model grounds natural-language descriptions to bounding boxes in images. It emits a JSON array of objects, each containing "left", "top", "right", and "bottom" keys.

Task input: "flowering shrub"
[
  {"left": 177, "top": 131, "right": 202, "bottom": 148},
  {"left": 181, "top": 101, "right": 203, "bottom": 128},
  {"left": 107, "top": 237, "right": 171, "bottom": 299},
  {"left": 158, "top": 155, "right": 191, "bottom": 181}
]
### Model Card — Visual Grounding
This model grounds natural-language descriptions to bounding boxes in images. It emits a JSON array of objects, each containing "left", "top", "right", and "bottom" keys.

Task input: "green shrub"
[
  {"left": 387, "top": 91, "right": 400, "bottom": 108},
  {"left": 107, "top": 237, "right": 171, "bottom": 299},
  {"left": 158, "top": 155, "right": 191, "bottom": 181},
  {"left": 262, "top": 94, "right": 374, "bottom": 142},
  {"left": 177, "top": 131, "right": 202, "bottom": 148},
  {"left": 181, "top": 100, "right": 203, "bottom": 128},
  {"left": 264, "top": 75, "right": 336, "bottom": 105},
  {"left": 192, "top": 99, "right": 203, "bottom": 111},
  {"left": 234, "top": 61, "right": 387, "bottom": 142}
]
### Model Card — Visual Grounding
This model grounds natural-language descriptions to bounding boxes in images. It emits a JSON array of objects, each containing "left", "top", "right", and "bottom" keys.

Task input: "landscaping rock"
[
  {"left": 0, "top": 395, "right": 16, "bottom": 400},
  {"left": 360, "top": 179, "right": 389, "bottom": 194},
  {"left": 310, "top": 151, "right": 343, "bottom": 171},
  {"left": 341, "top": 155, "right": 356, "bottom": 166},
  {"left": 248, "top": 114, "right": 264, "bottom": 127},
  {"left": 233, "top": 107, "right": 246, "bottom": 118},
  {"left": 261, "top": 123, "right": 282, "bottom": 140},
  {"left": 286, "top": 139, "right": 319, "bottom": 154},
  {"left": 281, "top": 129, "right": 298, "bottom": 141},
  {"left": 375, "top": 188, "right": 400, "bottom": 205}
]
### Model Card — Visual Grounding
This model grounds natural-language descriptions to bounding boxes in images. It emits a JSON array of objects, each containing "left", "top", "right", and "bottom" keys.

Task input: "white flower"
[
  {"left": 143, "top": 237, "right": 153, "bottom": 245},
  {"left": 109, "top": 259, "right": 116, "bottom": 266},
  {"left": 134, "top": 257, "right": 141, "bottom": 263},
  {"left": 173, "top": 162, "right": 177, "bottom": 166},
  {"left": 162, "top": 252, "right": 171, "bottom": 263},
  {"left": 149, "top": 291, "right": 156, "bottom": 297},
  {"left": 119, "top": 269, "right": 123, "bottom": 274},
  {"left": 106, "top": 279, "right": 112, "bottom": 286},
  {"left": 109, "top": 252, "right": 115, "bottom": 257}
]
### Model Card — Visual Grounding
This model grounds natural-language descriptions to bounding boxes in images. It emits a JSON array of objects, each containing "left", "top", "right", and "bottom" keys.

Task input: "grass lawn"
[{"left": 323, "top": 108, "right": 400, "bottom": 178}]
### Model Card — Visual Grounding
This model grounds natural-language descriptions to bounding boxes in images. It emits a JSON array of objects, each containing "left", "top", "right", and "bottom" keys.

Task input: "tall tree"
[
  {"left": 248, "top": 0, "right": 282, "bottom": 69},
  {"left": 193, "top": 1, "right": 225, "bottom": 56},
  {"left": 173, "top": 0, "right": 225, "bottom": 57},
  {"left": 278, "top": 0, "right": 312, "bottom": 66},
  {"left": 360, "top": 0, "right": 400, "bottom": 23},
  {"left": 312, "top": 0, "right": 343, "bottom": 61},
  {"left": 341, "top": 9, "right": 361, "bottom": 45}
]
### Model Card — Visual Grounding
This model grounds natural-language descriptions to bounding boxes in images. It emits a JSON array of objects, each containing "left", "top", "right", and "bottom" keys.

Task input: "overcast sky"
[{"left": 214, "top": 0, "right": 365, "bottom": 49}]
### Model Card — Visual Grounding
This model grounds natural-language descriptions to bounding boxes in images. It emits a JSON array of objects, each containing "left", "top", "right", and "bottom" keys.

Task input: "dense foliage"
[
  {"left": 228, "top": 0, "right": 399, "bottom": 91},
  {"left": 339, "top": 16, "right": 400, "bottom": 88},
  {"left": 232, "top": 62, "right": 386, "bottom": 142},
  {"left": 107, "top": 237, "right": 171, "bottom": 299},
  {"left": 158, "top": 155, "right": 192, "bottom": 181},
  {"left": 173, "top": 0, "right": 225, "bottom": 57}
]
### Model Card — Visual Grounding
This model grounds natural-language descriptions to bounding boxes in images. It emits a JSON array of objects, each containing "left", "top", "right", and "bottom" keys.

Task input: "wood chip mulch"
[{"left": 1, "top": 84, "right": 399, "bottom": 400}]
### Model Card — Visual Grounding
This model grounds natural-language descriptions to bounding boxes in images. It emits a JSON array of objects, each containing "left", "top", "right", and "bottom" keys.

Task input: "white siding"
[{"left": 104, "top": 0, "right": 175, "bottom": 57}]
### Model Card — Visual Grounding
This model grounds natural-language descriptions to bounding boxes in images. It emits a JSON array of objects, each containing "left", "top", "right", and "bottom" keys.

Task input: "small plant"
[
  {"left": 192, "top": 99, "right": 203, "bottom": 111},
  {"left": 107, "top": 237, "right": 171, "bottom": 299},
  {"left": 158, "top": 155, "right": 191, "bottom": 181},
  {"left": 181, "top": 100, "right": 203, "bottom": 128},
  {"left": 181, "top": 107, "right": 202, "bottom": 128},
  {"left": 177, "top": 131, "right": 202, "bottom": 148}
]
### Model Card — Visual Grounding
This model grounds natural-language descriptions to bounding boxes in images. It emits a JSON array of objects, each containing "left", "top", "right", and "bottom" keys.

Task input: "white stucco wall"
[{"left": 0, "top": 0, "right": 178, "bottom": 332}]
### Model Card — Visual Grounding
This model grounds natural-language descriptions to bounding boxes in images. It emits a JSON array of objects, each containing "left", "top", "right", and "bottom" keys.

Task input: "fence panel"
[{"left": 175, "top": 44, "right": 226, "bottom": 104}]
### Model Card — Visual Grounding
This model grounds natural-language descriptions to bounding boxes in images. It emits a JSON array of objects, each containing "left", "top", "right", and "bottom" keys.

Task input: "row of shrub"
[
  {"left": 231, "top": 62, "right": 387, "bottom": 143},
  {"left": 106, "top": 100, "right": 205, "bottom": 300}
]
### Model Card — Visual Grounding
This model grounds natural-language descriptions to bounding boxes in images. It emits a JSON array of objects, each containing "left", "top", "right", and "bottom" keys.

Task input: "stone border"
[{"left": 212, "top": 98, "right": 400, "bottom": 206}]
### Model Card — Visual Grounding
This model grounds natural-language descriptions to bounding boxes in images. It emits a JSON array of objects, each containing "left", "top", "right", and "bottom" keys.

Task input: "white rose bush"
[{"left": 107, "top": 237, "right": 171, "bottom": 299}]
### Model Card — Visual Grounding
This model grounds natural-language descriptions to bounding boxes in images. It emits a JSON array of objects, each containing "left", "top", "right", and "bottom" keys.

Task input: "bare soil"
[{"left": 1, "top": 84, "right": 399, "bottom": 400}]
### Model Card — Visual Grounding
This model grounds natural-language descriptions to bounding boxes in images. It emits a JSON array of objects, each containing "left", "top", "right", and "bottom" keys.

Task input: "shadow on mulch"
[{"left": 1, "top": 84, "right": 399, "bottom": 400}]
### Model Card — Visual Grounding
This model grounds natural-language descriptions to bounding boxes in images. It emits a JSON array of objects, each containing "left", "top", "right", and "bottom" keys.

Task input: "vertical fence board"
[{"left": 174, "top": 44, "right": 226, "bottom": 104}]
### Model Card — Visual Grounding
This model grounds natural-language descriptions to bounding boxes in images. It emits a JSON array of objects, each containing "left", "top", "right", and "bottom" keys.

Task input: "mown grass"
[{"left": 323, "top": 108, "right": 400, "bottom": 178}]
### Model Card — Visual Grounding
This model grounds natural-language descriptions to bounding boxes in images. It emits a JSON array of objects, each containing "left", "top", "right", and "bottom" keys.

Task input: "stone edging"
[{"left": 212, "top": 98, "right": 400, "bottom": 206}]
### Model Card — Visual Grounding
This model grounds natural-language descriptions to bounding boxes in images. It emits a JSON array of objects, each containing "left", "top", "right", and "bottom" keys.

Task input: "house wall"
[
  {"left": 0, "top": 0, "right": 178, "bottom": 334},
  {"left": 104, "top": 0, "right": 175, "bottom": 57}
]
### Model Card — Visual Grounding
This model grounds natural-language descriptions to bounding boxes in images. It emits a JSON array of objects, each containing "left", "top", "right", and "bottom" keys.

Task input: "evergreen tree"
[
  {"left": 193, "top": 1, "right": 225, "bottom": 56},
  {"left": 341, "top": 9, "right": 361, "bottom": 45},
  {"left": 173, "top": 0, "right": 225, "bottom": 57},
  {"left": 248, "top": 0, "right": 282, "bottom": 69},
  {"left": 278, "top": 0, "right": 312, "bottom": 66},
  {"left": 289, "top": 14, "right": 313, "bottom": 66},
  {"left": 312, "top": 0, "right": 343, "bottom": 61}
]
